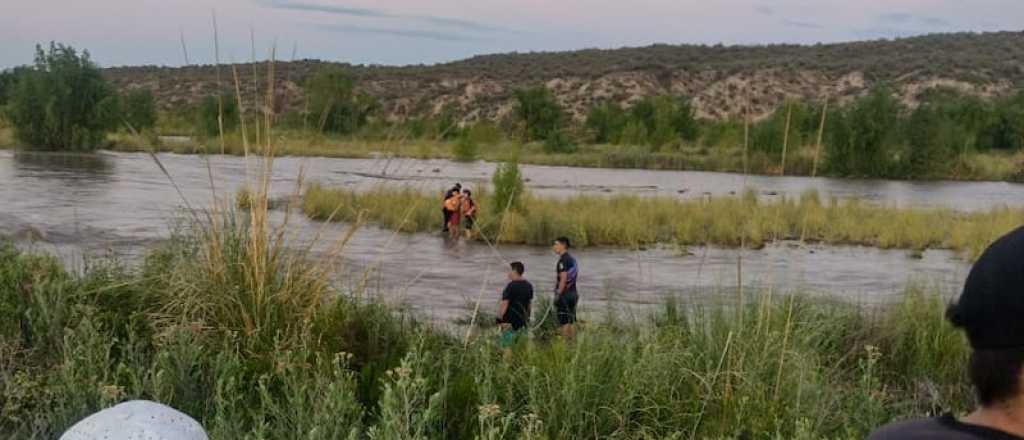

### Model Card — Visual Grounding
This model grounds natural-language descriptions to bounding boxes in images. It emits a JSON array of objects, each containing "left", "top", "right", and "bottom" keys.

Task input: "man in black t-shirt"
[
  {"left": 552, "top": 236, "right": 578, "bottom": 341},
  {"left": 497, "top": 261, "right": 533, "bottom": 350},
  {"left": 869, "top": 227, "right": 1024, "bottom": 440}
]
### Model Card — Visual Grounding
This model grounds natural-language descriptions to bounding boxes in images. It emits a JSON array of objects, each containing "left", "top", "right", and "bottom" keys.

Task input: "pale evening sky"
[{"left": 1, "top": 0, "right": 1021, "bottom": 69}]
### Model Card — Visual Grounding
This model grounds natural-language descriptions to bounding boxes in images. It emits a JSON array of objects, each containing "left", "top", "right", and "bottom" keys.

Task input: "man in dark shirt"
[
  {"left": 870, "top": 226, "right": 1024, "bottom": 440},
  {"left": 552, "top": 236, "right": 578, "bottom": 341},
  {"left": 441, "top": 183, "right": 461, "bottom": 233},
  {"left": 497, "top": 261, "right": 533, "bottom": 350}
]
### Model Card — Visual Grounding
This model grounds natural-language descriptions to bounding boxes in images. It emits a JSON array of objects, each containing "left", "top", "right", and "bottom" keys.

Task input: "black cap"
[{"left": 948, "top": 226, "right": 1024, "bottom": 350}]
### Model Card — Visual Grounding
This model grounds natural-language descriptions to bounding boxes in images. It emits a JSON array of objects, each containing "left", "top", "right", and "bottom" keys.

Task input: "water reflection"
[{"left": 13, "top": 150, "right": 115, "bottom": 182}]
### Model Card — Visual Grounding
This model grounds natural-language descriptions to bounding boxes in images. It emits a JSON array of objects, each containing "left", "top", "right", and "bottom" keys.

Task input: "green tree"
[
  {"left": 6, "top": 43, "right": 116, "bottom": 150},
  {"left": 305, "top": 67, "right": 379, "bottom": 134},
  {"left": 586, "top": 102, "right": 626, "bottom": 144},
  {"left": 197, "top": 95, "right": 239, "bottom": 136},
  {"left": 120, "top": 89, "right": 157, "bottom": 131},
  {"left": 513, "top": 87, "right": 563, "bottom": 141},
  {"left": 826, "top": 87, "right": 904, "bottom": 176},
  {"left": 904, "top": 104, "right": 961, "bottom": 176},
  {"left": 980, "top": 92, "right": 1024, "bottom": 150}
]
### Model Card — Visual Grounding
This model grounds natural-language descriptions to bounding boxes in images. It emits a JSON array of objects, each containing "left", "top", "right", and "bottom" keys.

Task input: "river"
[{"left": 3, "top": 150, "right": 1020, "bottom": 321}]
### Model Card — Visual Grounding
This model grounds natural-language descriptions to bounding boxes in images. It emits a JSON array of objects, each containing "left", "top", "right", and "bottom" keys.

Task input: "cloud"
[
  {"left": 781, "top": 18, "right": 823, "bottom": 29},
  {"left": 264, "top": 0, "right": 509, "bottom": 33},
  {"left": 754, "top": 5, "right": 775, "bottom": 16},
  {"left": 314, "top": 23, "right": 479, "bottom": 42},
  {"left": 878, "top": 12, "right": 914, "bottom": 23}
]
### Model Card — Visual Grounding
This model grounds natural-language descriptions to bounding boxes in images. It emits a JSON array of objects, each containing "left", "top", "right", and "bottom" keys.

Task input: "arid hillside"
[{"left": 103, "top": 31, "right": 1024, "bottom": 122}]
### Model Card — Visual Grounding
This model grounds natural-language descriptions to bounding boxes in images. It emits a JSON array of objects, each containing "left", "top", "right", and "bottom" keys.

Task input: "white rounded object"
[{"left": 59, "top": 400, "right": 208, "bottom": 440}]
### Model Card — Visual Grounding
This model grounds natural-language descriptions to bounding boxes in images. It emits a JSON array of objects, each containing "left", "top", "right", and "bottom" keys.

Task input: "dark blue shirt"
[{"left": 556, "top": 253, "right": 578, "bottom": 294}]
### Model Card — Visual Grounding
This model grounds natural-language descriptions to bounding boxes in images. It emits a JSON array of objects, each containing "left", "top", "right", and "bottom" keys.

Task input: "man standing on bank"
[
  {"left": 552, "top": 236, "right": 579, "bottom": 341},
  {"left": 870, "top": 226, "right": 1024, "bottom": 440},
  {"left": 497, "top": 261, "right": 533, "bottom": 353}
]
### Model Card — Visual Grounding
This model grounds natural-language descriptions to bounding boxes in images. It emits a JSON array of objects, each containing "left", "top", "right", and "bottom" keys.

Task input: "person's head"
[
  {"left": 946, "top": 226, "right": 1024, "bottom": 408},
  {"left": 463, "top": 189, "right": 472, "bottom": 198},
  {"left": 508, "top": 261, "right": 525, "bottom": 280},
  {"left": 454, "top": 183, "right": 462, "bottom": 191},
  {"left": 552, "top": 236, "right": 571, "bottom": 255}
]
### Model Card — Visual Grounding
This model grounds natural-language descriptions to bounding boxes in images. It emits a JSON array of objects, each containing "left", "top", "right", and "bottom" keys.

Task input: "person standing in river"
[
  {"left": 442, "top": 183, "right": 461, "bottom": 233},
  {"left": 869, "top": 226, "right": 1024, "bottom": 440},
  {"left": 552, "top": 236, "right": 579, "bottom": 341},
  {"left": 497, "top": 261, "right": 533, "bottom": 355},
  {"left": 461, "top": 189, "right": 478, "bottom": 239}
]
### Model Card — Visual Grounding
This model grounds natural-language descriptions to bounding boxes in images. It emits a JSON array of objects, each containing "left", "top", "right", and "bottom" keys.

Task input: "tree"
[
  {"left": 904, "top": 104, "right": 961, "bottom": 176},
  {"left": 826, "top": 87, "right": 903, "bottom": 176},
  {"left": 120, "top": 89, "right": 157, "bottom": 131},
  {"left": 197, "top": 95, "right": 239, "bottom": 136},
  {"left": 585, "top": 102, "right": 626, "bottom": 144},
  {"left": 305, "top": 66, "right": 378, "bottom": 134},
  {"left": 6, "top": 43, "right": 116, "bottom": 150},
  {"left": 513, "top": 87, "right": 563, "bottom": 141}
]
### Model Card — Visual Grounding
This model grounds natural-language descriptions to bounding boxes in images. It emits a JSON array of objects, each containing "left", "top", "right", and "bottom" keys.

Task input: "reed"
[
  {"left": 0, "top": 241, "right": 973, "bottom": 439},
  {"left": 303, "top": 184, "right": 1023, "bottom": 259}
]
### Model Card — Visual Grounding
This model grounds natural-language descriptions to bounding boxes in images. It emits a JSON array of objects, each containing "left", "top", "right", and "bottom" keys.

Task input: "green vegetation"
[
  {"left": 0, "top": 213, "right": 976, "bottom": 439},
  {"left": 116, "top": 89, "right": 157, "bottom": 131},
  {"left": 197, "top": 95, "right": 239, "bottom": 136},
  {"left": 514, "top": 86, "right": 565, "bottom": 143},
  {"left": 587, "top": 96, "right": 699, "bottom": 150},
  {"left": 305, "top": 66, "right": 379, "bottom": 134},
  {"left": 491, "top": 160, "right": 526, "bottom": 214},
  {"left": 5, "top": 43, "right": 117, "bottom": 150},
  {"left": 304, "top": 184, "right": 1023, "bottom": 259}
]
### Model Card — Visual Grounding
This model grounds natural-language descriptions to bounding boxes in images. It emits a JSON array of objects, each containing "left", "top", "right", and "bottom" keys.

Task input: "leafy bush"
[
  {"left": 119, "top": 89, "right": 157, "bottom": 131},
  {"left": 491, "top": 160, "right": 525, "bottom": 213},
  {"left": 826, "top": 87, "right": 904, "bottom": 177},
  {"left": 513, "top": 87, "right": 563, "bottom": 141},
  {"left": 542, "top": 128, "right": 575, "bottom": 153},
  {"left": 305, "top": 66, "right": 379, "bottom": 134},
  {"left": 197, "top": 95, "right": 239, "bottom": 136},
  {"left": 6, "top": 43, "right": 116, "bottom": 150},
  {"left": 452, "top": 134, "right": 479, "bottom": 162}
]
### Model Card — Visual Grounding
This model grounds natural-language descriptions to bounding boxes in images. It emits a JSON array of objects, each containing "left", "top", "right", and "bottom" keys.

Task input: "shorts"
[
  {"left": 555, "top": 291, "right": 578, "bottom": 326},
  {"left": 464, "top": 216, "right": 475, "bottom": 230},
  {"left": 499, "top": 328, "right": 526, "bottom": 348}
]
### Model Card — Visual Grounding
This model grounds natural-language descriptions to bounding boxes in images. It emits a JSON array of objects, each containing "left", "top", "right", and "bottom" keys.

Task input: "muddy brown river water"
[{"left": 3, "top": 150, "right": 1021, "bottom": 321}]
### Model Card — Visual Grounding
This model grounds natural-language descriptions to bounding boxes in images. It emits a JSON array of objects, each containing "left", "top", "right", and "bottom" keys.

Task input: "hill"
[{"left": 103, "top": 31, "right": 1024, "bottom": 123}]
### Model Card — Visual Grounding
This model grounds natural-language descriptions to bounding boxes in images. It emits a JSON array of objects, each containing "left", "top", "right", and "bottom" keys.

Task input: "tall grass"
[
  {"left": 0, "top": 240, "right": 973, "bottom": 438},
  {"left": 303, "top": 184, "right": 1023, "bottom": 259}
]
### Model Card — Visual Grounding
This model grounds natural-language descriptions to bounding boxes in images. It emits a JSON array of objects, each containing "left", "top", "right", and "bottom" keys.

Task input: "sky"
[{"left": 1, "top": 0, "right": 1021, "bottom": 69}]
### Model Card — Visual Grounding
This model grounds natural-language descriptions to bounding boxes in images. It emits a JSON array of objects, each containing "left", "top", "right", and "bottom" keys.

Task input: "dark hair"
[
  {"left": 510, "top": 261, "right": 525, "bottom": 275},
  {"left": 970, "top": 348, "right": 1024, "bottom": 406},
  {"left": 463, "top": 189, "right": 472, "bottom": 196},
  {"left": 554, "top": 236, "right": 571, "bottom": 248},
  {"left": 454, "top": 183, "right": 462, "bottom": 189}
]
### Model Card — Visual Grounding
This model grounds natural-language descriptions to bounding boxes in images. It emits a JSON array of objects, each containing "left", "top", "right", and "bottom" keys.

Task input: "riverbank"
[
  {"left": 98, "top": 129, "right": 1024, "bottom": 183},
  {"left": 1, "top": 224, "right": 972, "bottom": 438},
  {"left": 303, "top": 184, "right": 1023, "bottom": 260}
]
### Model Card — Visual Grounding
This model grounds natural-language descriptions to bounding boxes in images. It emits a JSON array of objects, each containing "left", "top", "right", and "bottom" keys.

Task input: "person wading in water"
[
  {"left": 444, "top": 189, "right": 463, "bottom": 240},
  {"left": 461, "top": 189, "right": 478, "bottom": 240},
  {"left": 870, "top": 226, "right": 1024, "bottom": 440},
  {"left": 552, "top": 236, "right": 579, "bottom": 341},
  {"left": 496, "top": 261, "right": 533, "bottom": 357},
  {"left": 442, "top": 183, "right": 461, "bottom": 233}
]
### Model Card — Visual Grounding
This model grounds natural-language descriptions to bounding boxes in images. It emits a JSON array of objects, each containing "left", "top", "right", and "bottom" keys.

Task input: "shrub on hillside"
[
  {"left": 513, "top": 86, "right": 563, "bottom": 141},
  {"left": 305, "top": 66, "right": 379, "bottom": 134}
]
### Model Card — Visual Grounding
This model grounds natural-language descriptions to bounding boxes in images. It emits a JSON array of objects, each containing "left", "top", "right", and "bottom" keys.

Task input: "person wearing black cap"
[
  {"left": 552, "top": 236, "right": 579, "bottom": 340},
  {"left": 870, "top": 226, "right": 1024, "bottom": 440}
]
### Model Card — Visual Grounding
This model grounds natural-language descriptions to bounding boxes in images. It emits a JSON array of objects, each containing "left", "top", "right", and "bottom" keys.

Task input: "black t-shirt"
[
  {"left": 869, "top": 414, "right": 1024, "bottom": 440},
  {"left": 556, "top": 253, "right": 578, "bottom": 294},
  {"left": 501, "top": 279, "right": 534, "bottom": 330}
]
